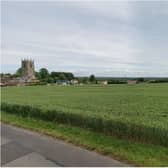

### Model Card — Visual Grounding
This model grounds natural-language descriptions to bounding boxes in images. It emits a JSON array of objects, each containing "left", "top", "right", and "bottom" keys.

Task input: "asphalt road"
[{"left": 1, "top": 123, "right": 129, "bottom": 167}]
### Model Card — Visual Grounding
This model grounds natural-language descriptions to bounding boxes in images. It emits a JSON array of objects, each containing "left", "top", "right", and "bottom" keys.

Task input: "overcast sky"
[{"left": 1, "top": 1, "right": 168, "bottom": 77}]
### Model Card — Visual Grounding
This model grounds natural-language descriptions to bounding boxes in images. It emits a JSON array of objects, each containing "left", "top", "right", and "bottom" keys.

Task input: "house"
[
  {"left": 56, "top": 80, "right": 70, "bottom": 85},
  {"left": 127, "top": 80, "right": 138, "bottom": 84},
  {"left": 0, "top": 82, "right": 6, "bottom": 87},
  {"left": 101, "top": 81, "right": 108, "bottom": 85},
  {"left": 71, "top": 79, "right": 79, "bottom": 85}
]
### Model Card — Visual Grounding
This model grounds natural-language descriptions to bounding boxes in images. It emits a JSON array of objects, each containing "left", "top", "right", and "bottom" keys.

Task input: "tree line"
[
  {"left": 0, "top": 68, "right": 97, "bottom": 84},
  {"left": 34, "top": 68, "right": 74, "bottom": 83}
]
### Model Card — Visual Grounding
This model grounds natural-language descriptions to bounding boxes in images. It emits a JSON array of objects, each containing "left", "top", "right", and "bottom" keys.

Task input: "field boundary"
[{"left": 1, "top": 102, "right": 168, "bottom": 147}]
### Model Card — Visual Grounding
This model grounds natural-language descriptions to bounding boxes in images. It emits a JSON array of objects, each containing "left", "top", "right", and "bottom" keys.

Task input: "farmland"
[
  {"left": 1, "top": 84, "right": 168, "bottom": 147},
  {"left": 1, "top": 83, "right": 168, "bottom": 166}
]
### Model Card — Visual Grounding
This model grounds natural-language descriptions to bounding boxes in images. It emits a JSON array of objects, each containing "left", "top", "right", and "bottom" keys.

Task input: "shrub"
[
  {"left": 1, "top": 102, "right": 168, "bottom": 147},
  {"left": 107, "top": 80, "right": 127, "bottom": 84}
]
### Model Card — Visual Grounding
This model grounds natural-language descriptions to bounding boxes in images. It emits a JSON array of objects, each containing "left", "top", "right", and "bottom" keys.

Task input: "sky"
[{"left": 1, "top": 1, "right": 168, "bottom": 77}]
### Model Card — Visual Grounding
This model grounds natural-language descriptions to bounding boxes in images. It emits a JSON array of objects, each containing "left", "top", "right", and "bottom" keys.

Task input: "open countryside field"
[{"left": 1, "top": 84, "right": 168, "bottom": 147}]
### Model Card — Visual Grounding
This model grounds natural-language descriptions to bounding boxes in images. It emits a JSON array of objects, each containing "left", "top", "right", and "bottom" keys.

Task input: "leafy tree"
[
  {"left": 0, "top": 73, "right": 4, "bottom": 78},
  {"left": 89, "top": 74, "right": 96, "bottom": 83},
  {"left": 53, "top": 77, "right": 59, "bottom": 83},
  {"left": 35, "top": 71, "right": 40, "bottom": 79},
  {"left": 46, "top": 77, "right": 55, "bottom": 83},
  {"left": 108, "top": 80, "right": 127, "bottom": 84},
  {"left": 6, "top": 73, "right": 13, "bottom": 79},
  {"left": 58, "top": 73, "right": 66, "bottom": 80},
  {"left": 39, "top": 68, "right": 49, "bottom": 79},
  {"left": 50, "top": 71, "right": 74, "bottom": 81},
  {"left": 15, "top": 67, "right": 23, "bottom": 77},
  {"left": 50, "top": 71, "right": 59, "bottom": 78},
  {"left": 137, "top": 78, "right": 144, "bottom": 82},
  {"left": 64, "top": 72, "right": 74, "bottom": 80},
  {"left": 80, "top": 77, "right": 89, "bottom": 84}
]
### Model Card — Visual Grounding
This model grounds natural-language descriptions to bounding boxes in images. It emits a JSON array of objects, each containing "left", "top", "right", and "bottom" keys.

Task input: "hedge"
[{"left": 1, "top": 102, "right": 168, "bottom": 147}]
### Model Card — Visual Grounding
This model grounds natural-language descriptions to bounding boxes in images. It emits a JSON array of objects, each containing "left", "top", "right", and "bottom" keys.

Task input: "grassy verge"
[
  {"left": 1, "top": 111, "right": 168, "bottom": 167},
  {"left": 1, "top": 102, "right": 167, "bottom": 147}
]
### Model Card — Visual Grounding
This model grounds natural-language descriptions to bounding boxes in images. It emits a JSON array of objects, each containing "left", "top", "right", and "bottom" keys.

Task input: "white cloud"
[
  {"left": 66, "top": 1, "right": 133, "bottom": 22},
  {"left": 1, "top": 1, "right": 168, "bottom": 76}
]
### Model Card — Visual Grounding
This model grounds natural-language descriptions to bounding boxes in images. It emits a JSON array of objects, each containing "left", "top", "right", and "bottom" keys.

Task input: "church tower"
[{"left": 21, "top": 59, "right": 36, "bottom": 82}]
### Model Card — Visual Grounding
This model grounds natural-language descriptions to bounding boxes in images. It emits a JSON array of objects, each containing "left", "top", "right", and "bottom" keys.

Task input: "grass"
[
  {"left": 1, "top": 84, "right": 168, "bottom": 146},
  {"left": 1, "top": 111, "right": 168, "bottom": 167}
]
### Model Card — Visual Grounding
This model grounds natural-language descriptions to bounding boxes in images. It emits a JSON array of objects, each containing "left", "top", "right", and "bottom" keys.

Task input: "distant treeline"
[
  {"left": 35, "top": 69, "right": 97, "bottom": 84},
  {"left": 35, "top": 68, "right": 75, "bottom": 83},
  {"left": 149, "top": 79, "right": 168, "bottom": 83},
  {"left": 107, "top": 80, "right": 127, "bottom": 84}
]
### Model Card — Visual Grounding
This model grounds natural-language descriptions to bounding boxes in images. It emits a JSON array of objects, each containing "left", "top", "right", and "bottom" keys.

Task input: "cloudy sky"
[{"left": 1, "top": 1, "right": 168, "bottom": 77}]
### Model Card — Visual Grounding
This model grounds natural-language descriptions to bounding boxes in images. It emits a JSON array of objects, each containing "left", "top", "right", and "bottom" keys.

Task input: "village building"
[
  {"left": 70, "top": 79, "right": 79, "bottom": 85},
  {"left": 1, "top": 59, "right": 37, "bottom": 86},
  {"left": 127, "top": 80, "right": 138, "bottom": 85},
  {"left": 56, "top": 80, "right": 70, "bottom": 85},
  {"left": 101, "top": 81, "right": 108, "bottom": 85}
]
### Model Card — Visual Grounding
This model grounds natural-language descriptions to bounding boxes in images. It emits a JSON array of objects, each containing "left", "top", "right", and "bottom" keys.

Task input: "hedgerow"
[{"left": 1, "top": 102, "right": 168, "bottom": 147}]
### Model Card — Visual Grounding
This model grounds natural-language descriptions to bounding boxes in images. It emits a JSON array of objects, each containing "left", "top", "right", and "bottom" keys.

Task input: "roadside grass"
[{"left": 1, "top": 111, "right": 168, "bottom": 167}]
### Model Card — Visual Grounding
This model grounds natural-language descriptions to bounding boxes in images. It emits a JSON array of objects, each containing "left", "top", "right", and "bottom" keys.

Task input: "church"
[{"left": 1, "top": 59, "right": 37, "bottom": 86}]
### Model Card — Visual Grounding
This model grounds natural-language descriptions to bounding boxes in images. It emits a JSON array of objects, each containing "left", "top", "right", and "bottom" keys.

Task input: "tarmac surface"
[{"left": 1, "top": 123, "right": 129, "bottom": 167}]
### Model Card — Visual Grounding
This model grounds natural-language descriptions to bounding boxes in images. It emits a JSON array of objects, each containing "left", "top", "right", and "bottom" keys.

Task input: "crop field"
[{"left": 1, "top": 84, "right": 168, "bottom": 147}]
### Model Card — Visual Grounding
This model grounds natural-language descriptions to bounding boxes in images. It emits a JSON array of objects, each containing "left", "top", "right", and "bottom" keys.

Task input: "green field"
[
  {"left": 1, "top": 84, "right": 168, "bottom": 146},
  {"left": 1, "top": 83, "right": 168, "bottom": 166}
]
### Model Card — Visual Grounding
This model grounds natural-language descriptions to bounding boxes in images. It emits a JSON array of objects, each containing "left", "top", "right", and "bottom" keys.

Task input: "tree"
[
  {"left": 46, "top": 77, "right": 55, "bottom": 83},
  {"left": 78, "top": 77, "right": 88, "bottom": 84},
  {"left": 0, "top": 73, "right": 4, "bottom": 78},
  {"left": 6, "top": 73, "right": 12, "bottom": 79},
  {"left": 89, "top": 74, "right": 96, "bottom": 83},
  {"left": 137, "top": 78, "right": 144, "bottom": 82},
  {"left": 35, "top": 71, "right": 40, "bottom": 79},
  {"left": 15, "top": 67, "right": 23, "bottom": 77},
  {"left": 50, "top": 71, "right": 59, "bottom": 78},
  {"left": 39, "top": 68, "right": 49, "bottom": 79},
  {"left": 58, "top": 73, "right": 66, "bottom": 80},
  {"left": 64, "top": 72, "right": 74, "bottom": 80}
]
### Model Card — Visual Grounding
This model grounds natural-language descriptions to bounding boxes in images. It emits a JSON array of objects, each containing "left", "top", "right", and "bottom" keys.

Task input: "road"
[{"left": 1, "top": 123, "right": 128, "bottom": 167}]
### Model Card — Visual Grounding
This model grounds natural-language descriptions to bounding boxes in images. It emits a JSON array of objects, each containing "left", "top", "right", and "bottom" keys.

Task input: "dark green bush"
[{"left": 107, "top": 80, "right": 127, "bottom": 84}]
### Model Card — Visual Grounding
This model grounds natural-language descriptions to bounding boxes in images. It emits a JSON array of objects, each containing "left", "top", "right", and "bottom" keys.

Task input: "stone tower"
[{"left": 21, "top": 59, "right": 36, "bottom": 82}]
